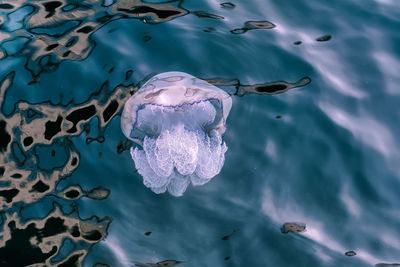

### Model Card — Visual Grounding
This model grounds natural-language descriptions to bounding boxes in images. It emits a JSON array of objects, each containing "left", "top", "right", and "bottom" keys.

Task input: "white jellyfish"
[{"left": 121, "top": 72, "right": 232, "bottom": 197}]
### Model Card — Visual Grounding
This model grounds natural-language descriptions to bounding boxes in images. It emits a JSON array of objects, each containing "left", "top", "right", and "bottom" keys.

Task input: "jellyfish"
[{"left": 121, "top": 72, "right": 232, "bottom": 196}]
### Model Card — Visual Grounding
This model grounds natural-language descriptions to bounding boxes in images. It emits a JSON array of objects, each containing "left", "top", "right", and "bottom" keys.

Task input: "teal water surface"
[{"left": 0, "top": 0, "right": 400, "bottom": 266}]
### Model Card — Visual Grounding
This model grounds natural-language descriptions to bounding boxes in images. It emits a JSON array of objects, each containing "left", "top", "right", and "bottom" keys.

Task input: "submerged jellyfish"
[{"left": 121, "top": 72, "right": 232, "bottom": 196}]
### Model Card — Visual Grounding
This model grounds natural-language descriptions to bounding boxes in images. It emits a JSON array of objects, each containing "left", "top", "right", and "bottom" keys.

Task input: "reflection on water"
[
  {"left": 230, "top": 20, "right": 275, "bottom": 35},
  {"left": 134, "top": 259, "right": 182, "bottom": 267},
  {"left": 0, "top": 0, "right": 312, "bottom": 264},
  {"left": 1, "top": 0, "right": 398, "bottom": 266},
  {"left": 0, "top": 69, "right": 125, "bottom": 265},
  {"left": 0, "top": 202, "right": 111, "bottom": 266},
  {"left": 0, "top": 64, "right": 308, "bottom": 265},
  {"left": 280, "top": 222, "right": 306, "bottom": 234},
  {"left": 0, "top": 0, "right": 188, "bottom": 83}
]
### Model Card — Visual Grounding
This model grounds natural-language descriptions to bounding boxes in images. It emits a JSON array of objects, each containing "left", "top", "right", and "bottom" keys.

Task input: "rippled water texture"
[{"left": 0, "top": 0, "right": 399, "bottom": 266}]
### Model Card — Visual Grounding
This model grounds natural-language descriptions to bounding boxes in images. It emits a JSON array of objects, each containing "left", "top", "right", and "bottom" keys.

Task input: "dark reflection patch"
[
  {"left": 112, "top": 0, "right": 189, "bottom": 24},
  {"left": 125, "top": 70, "right": 134, "bottom": 80},
  {"left": 0, "top": 120, "right": 11, "bottom": 152},
  {"left": 117, "top": 6, "right": 181, "bottom": 19},
  {"left": 70, "top": 225, "right": 80, "bottom": 237},
  {"left": 205, "top": 76, "right": 311, "bottom": 96},
  {"left": 86, "top": 186, "right": 110, "bottom": 200},
  {"left": 220, "top": 2, "right": 235, "bottom": 9},
  {"left": 65, "top": 38, "right": 77, "bottom": 48},
  {"left": 345, "top": 250, "right": 356, "bottom": 256},
  {"left": 256, "top": 83, "right": 287, "bottom": 93},
  {"left": 10, "top": 173, "right": 22, "bottom": 178},
  {"left": 0, "top": 188, "right": 19, "bottom": 203},
  {"left": 57, "top": 251, "right": 85, "bottom": 267},
  {"left": 65, "top": 189, "right": 80, "bottom": 199},
  {"left": 231, "top": 20, "right": 275, "bottom": 34},
  {"left": 0, "top": 3, "right": 14, "bottom": 9},
  {"left": 23, "top": 136, "right": 34, "bottom": 146},
  {"left": 30, "top": 180, "right": 50, "bottom": 193},
  {"left": 316, "top": 34, "right": 332, "bottom": 42},
  {"left": 192, "top": 11, "right": 224, "bottom": 20},
  {"left": 77, "top": 25, "right": 95, "bottom": 34},
  {"left": 239, "top": 77, "right": 311, "bottom": 95},
  {"left": 58, "top": 184, "right": 110, "bottom": 201},
  {"left": 280, "top": 222, "right": 306, "bottom": 234},
  {"left": 203, "top": 27, "right": 216, "bottom": 33},
  {"left": 71, "top": 157, "right": 78, "bottom": 166},
  {"left": 135, "top": 260, "right": 183, "bottom": 267},
  {"left": 66, "top": 105, "right": 97, "bottom": 133},
  {"left": 117, "top": 139, "right": 133, "bottom": 154},
  {"left": 0, "top": 203, "right": 111, "bottom": 266},
  {"left": 43, "top": 1, "right": 62, "bottom": 13},
  {"left": 221, "top": 229, "right": 238, "bottom": 240},
  {"left": 103, "top": 100, "right": 119, "bottom": 123},
  {"left": 143, "top": 35, "right": 152, "bottom": 42},
  {"left": 46, "top": 43, "right": 59, "bottom": 51},
  {"left": 82, "top": 229, "right": 103, "bottom": 241},
  {"left": 204, "top": 77, "right": 240, "bottom": 87},
  {"left": 0, "top": 221, "right": 58, "bottom": 266},
  {"left": 62, "top": 51, "right": 71, "bottom": 57},
  {"left": 45, "top": 116, "right": 63, "bottom": 140}
]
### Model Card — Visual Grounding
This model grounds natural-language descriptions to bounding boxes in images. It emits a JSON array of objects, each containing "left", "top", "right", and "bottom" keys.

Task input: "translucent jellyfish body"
[{"left": 121, "top": 72, "right": 232, "bottom": 196}]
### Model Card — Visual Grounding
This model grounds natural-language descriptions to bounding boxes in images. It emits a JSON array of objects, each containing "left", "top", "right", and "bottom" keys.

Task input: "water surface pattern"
[{"left": 0, "top": 0, "right": 399, "bottom": 266}]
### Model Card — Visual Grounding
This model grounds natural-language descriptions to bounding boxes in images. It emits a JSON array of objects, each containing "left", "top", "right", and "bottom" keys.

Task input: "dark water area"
[{"left": 1, "top": 0, "right": 400, "bottom": 266}]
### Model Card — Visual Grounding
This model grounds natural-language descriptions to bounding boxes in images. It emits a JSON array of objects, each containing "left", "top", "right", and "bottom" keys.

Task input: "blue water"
[{"left": 1, "top": 0, "right": 400, "bottom": 266}]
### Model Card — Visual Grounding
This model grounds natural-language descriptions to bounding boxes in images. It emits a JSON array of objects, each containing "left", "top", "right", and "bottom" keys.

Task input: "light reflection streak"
[
  {"left": 261, "top": 188, "right": 385, "bottom": 265},
  {"left": 104, "top": 235, "right": 133, "bottom": 267},
  {"left": 319, "top": 101, "right": 397, "bottom": 159}
]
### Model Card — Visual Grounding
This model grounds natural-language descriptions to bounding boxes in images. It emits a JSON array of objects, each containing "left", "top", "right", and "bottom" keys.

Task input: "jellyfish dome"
[{"left": 121, "top": 72, "right": 232, "bottom": 196}]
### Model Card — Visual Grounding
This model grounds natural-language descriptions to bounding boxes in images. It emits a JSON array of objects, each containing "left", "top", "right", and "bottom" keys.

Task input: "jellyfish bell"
[{"left": 121, "top": 72, "right": 232, "bottom": 196}]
